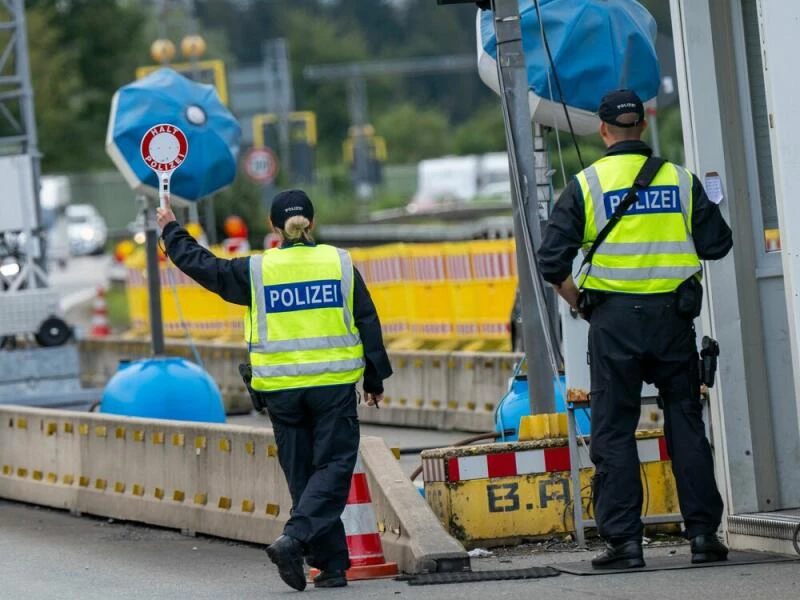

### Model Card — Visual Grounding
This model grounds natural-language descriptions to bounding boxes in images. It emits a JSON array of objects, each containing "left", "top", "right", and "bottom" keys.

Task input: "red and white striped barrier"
[{"left": 423, "top": 437, "right": 670, "bottom": 483}]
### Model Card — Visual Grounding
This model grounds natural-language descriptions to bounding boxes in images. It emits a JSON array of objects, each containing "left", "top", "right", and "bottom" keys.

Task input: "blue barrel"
[
  {"left": 495, "top": 368, "right": 591, "bottom": 442},
  {"left": 100, "top": 357, "right": 226, "bottom": 423}
]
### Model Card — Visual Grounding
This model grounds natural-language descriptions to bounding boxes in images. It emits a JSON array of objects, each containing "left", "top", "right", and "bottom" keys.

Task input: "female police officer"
[{"left": 157, "top": 189, "right": 392, "bottom": 591}]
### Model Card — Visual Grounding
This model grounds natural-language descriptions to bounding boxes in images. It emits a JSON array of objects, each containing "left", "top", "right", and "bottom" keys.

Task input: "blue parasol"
[
  {"left": 106, "top": 67, "right": 241, "bottom": 202},
  {"left": 478, "top": 0, "right": 660, "bottom": 134}
]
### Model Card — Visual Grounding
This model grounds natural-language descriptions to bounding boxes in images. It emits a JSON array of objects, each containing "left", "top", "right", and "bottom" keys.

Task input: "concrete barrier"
[
  {"left": 422, "top": 432, "right": 681, "bottom": 548},
  {"left": 0, "top": 405, "right": 467, "bottom": 574},
  {"left": 78, "top": 338, "right": 523, "bottom": 432}
]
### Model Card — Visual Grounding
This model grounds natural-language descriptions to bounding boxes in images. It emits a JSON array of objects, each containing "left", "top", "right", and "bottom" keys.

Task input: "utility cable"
[{"left": 532, "top": 0, "right": 585, "bottom": 170}]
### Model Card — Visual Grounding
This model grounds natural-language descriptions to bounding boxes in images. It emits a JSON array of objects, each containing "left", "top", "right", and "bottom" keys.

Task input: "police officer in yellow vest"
[
  {"left": 157, "top": 190, "right": 392, "bottom": 591},
  {"left": 538, "top": 90, "right": 732, "bottom": 570}
]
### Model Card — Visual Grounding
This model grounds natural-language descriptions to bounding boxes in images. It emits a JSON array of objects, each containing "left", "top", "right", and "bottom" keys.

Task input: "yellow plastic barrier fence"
[
  {"left": 350, "top": 244, "right": 413, "bottom": 340},
  {"left": 123, "top": 240, "right": 519, "bottom": 349},
  {"left": 408, "top": 244, "right": 454, "bottom": 342},
  {"left": 444, "top": 243, "right": 480, "bottom": 340},
  {"left": 470, "top": 239, "right": 517, "bottom": 341},
  {"left": 124, "top": 247, "right": 247, "bottom": 341}
]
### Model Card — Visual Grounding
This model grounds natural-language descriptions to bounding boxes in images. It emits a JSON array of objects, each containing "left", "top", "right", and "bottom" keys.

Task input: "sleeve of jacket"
[
  {"left": 352, "top": 267, "right": 393, "bottom": 394},
  {"left": 538, "top": 178, "right": 586, "bottom": 285},
  {"left": 161, "top": 221, "right": 252, "bottom": 306},
  {"left": 690, "top": 174, "right": 733, "bottom": 260}
]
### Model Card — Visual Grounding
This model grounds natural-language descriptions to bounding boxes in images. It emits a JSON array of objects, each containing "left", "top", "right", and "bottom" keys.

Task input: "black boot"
[
  {"left": 313, "top": 570, "right": 347, "bottom": 588},
  {"left": 690, "top": 534, "right": 729, "bottom": 564},
  {"left": 591, "top": 539, "right": 645, "bottom": 570},
  {"left": 266, "top": 535, "right": 307, "bottom": 591}
]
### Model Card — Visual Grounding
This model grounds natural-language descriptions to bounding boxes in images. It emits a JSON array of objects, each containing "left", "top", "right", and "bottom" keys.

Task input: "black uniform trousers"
[
  {"left": 587, "top": 293, "right": 724, "bottom": 543},
  {"left": 260, "top": 383, "right": 360, "bottom": 571}
]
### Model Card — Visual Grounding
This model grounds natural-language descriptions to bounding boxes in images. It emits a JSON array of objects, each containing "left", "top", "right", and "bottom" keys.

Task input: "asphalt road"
[{"left": 3, "top": 500, "right": 798, "bottom": 600}]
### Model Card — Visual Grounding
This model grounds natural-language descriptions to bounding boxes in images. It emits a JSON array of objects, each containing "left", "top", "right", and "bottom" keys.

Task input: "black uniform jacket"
[
  {"left": 161, "top": 221, "right": 393, "bottom": 394},
  {"left": 538, "top": 140, "right": 734, "bottom": 287}
]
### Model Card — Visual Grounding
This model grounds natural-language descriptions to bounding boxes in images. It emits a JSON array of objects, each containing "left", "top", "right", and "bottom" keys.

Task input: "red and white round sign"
[
  {"left": 244, "top": 147, "right": 279, "bottom": 184},
  {"left": 140, "top": 123, "right": 189, "bottom": 172}
]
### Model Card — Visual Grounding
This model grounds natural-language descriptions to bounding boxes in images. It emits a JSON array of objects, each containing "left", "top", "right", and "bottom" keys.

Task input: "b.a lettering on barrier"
[
  {"left": 486, "top": 476, "right": 571, "bottom": 514},
  {"left": 264, "top": 280, "right": 343, "bottom": 313}
]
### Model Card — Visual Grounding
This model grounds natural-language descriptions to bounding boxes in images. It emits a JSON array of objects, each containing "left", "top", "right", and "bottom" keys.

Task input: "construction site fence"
[{"left": 123, "top": 240, "right": 518, "bottom": 350}]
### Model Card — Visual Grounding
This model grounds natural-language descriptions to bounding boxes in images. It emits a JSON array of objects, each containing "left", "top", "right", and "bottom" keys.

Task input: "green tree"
[
  {"left": 23, "top": 6, "right": 86, "bottom": 172},
  {"left": 282, "top": 9, "right": 371, "bottom": 165},
  {"left": 375, "top": 103, "right": 452, "bottom": 163},
  {"left": 23, "top": 1, "right": 150, "bottom": 171},
  {"left": 452, "top": 104, "right": 506, "bottom": 155}
]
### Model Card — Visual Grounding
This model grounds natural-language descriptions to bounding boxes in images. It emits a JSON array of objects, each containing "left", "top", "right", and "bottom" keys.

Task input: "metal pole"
[
  {"left": 647, "top": 105, "right": 662, "bottom": 156},
  {"left": 535, "top": 124, "right": 562, "bottom": 353},
  {"left": 492, "top": 0, "right": 555, "bottom": 414},
  {"left": 143, "top": 196, "right": 165, "bottom": 355},
  {"left": 15, "top": 0, "right": 45, "bottom": 276},
  {"left": 347, "top": 77, "right": 373, "bottom": 218},
  {"left": 204, "top": 196, "right": 217, "bottom": 245},
  {"left": 263, "top": 39, "right": 294, "bottom": 184}
]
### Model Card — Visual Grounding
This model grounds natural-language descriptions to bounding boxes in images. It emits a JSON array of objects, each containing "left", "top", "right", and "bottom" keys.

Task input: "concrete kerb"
[
  {"left": 0, "top": 405, "right": 468, "bottom": 574},
  {"left": 359, "top": 436, "right": 469, "bottom": 574}
]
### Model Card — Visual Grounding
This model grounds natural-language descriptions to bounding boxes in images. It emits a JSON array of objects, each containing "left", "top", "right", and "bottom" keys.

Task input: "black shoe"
[
  {"left": 591, "top": 540, "right": 645, "bottom": 570},
  {"left": 313, "top": 570, "right": 347, "bottom": 588},
  {"left": 690, "top": 534, "right": 729, "bottom": 564},
  {"left": 266, "top": 535, "right": 307, "bottom": 591}
]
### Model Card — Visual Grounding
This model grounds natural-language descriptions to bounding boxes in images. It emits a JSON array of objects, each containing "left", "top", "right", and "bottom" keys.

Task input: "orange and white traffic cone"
[
  {"left": 90, "top": 287, "right": 111, "bottom": 338},
  {"left": 309, "top": 456, "right": 399, "bottom": 582}
]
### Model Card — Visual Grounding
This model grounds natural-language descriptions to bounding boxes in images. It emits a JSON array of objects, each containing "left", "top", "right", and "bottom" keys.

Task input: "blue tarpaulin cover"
[{"left": 479, "top": 0, "right": 660, "bottom": 113}]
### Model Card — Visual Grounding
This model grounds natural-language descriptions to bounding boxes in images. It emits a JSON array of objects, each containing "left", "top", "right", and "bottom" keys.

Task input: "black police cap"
[
  {"left": 270, "top": 189, "right": 315, "bottom": 229},
  {"left": 598, "top": 89, "right": 645, "bottom": 128}
]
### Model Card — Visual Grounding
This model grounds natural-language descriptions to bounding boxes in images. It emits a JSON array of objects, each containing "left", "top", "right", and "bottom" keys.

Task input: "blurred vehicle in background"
[
  {"left": 38, "top": 176, "right": 71, "bottom": 269},
  {"left": 408, "top": 152, "right": 511, "bottom": 212},
  {"left": 67, "top": 204, "right": 108, "bottom": 256}
]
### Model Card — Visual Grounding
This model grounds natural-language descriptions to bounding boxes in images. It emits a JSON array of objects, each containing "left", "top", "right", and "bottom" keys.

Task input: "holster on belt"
[
  {"left": 675, "top": 276, "right": 703, "bottom": 319},
  {"left": 238, "top": 362, "right": 267, "bottom": 411},
  {"left": 576, "top": 290, "right": 606, "bottom": 321},
  {"left": 699, "top": 336, "right": 720, "bottom": 388}
]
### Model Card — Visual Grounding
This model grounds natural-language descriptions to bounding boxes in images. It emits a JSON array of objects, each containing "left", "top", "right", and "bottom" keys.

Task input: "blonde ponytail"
[{"left": 281, "top": 215, "right": 313, "bottom": 243}]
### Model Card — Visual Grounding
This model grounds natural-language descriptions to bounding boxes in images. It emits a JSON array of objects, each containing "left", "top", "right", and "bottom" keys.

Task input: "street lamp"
[
  {"left": 150, "top": 39, "right": 176, "bottom": 64},
  {"left": 180, "top": 34, "right": 206, "bottom": 60}
]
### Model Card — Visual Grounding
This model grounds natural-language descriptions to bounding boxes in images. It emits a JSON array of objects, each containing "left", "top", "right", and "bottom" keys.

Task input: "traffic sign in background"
[{"left": 243, "top": 147, "right": 279, "bottom": 184}]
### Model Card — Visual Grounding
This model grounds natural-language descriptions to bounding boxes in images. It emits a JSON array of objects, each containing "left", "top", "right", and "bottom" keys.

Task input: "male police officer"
[
  {"left": 157, "top": 190, "right": 392, "bottom": 590},
  {"left": 538, "top": 90, "right": 732, "bottom": 569}
]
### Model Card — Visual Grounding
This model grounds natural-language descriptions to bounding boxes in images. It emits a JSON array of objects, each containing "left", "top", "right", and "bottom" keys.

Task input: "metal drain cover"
[{"left": 404, "top": 566, "right": 560, "bottom": 586}]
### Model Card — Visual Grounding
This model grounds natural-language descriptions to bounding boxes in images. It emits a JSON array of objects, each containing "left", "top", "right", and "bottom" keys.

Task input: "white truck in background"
[
  {"left": 408, "top": 152, "right": 511, "bottom": 211},
  {"left": 39, "top": 175, "right": 71, "bottom": 269}
]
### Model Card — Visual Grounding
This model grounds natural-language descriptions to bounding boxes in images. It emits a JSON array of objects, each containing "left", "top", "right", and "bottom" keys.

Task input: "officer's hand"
[
  {"left": 365, "top": 392, "right": 383, "bottom": 407},
  {"left": 156, "top": 194, "right": 177, "bottom": 229}
]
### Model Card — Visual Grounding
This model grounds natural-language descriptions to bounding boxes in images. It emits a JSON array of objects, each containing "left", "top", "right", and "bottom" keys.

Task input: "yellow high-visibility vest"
[
  {"left": 245, "top": 244, "right": 365, "bottom": 391},
  {"left": 575, "top": 154, "right": 701, "bottom": 294}
]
